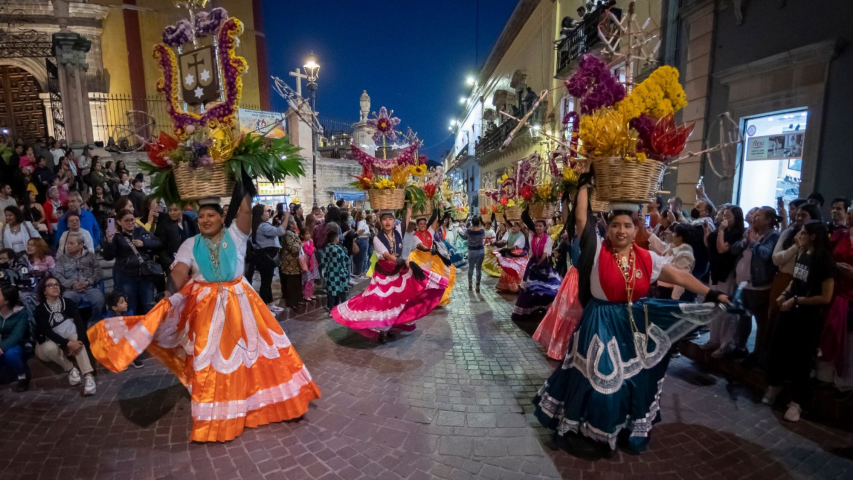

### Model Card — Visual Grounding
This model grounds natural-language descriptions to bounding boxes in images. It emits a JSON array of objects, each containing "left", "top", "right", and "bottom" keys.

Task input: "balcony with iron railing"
[
  {"left": 555, "top": 7, "right": 604, "bottom": 77},
  {"left": 455, "top": 143, "right": 470, "bottom": 162},
  {"left": 475, "top": 118, "right": 520, "bottom": 160}
]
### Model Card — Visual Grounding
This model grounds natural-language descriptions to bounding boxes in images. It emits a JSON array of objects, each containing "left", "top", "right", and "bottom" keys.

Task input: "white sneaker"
[
  {"left": 68, "top": 367, "right": 81, "bottom": 386},
  {"left": 783, "top": 402, "right": 801, "bottom": 422},
  {"left": 349, "top": 278, "right": 358, "bottom": 285},
  {"left": 83, "top": 375, "right": 96, "bottom": 396},
  {"left": 762, "top": 386, "right": 782, "bottom": 405},
  {"left": 267, "top": 303, "right": 284, "bottom": 313}
]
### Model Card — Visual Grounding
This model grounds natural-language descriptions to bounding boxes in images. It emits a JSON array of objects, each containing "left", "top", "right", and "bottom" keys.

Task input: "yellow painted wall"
[{"left": 99, "top": 0, "right": 262, "bottom": 105}]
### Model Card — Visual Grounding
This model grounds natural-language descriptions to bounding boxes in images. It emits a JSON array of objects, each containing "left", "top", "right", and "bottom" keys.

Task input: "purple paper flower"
[
  {"left": 367, "top": 107, "right": 401, "bottom": 143},
  {"left": 565, "top": 55, "right": 625, "bottom": 114},
  {"left": 195, "top": 8, "right": 229, "bottom": 37},
  {"left": 630, "top": 114, "right": 654, "bottom": 155}
]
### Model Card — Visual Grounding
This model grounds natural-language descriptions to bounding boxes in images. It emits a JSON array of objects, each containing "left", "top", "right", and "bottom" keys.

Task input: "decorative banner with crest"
[{"left": 180, "top": 45, "right": 220, "bottom": 105}]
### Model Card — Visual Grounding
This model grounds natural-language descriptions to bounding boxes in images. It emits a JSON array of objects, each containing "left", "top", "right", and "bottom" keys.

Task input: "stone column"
[
  {"left": 286, "top": 104, "right": 316, "bottom": 207},
  {"left": 52, "top": 32, "right": 95, "bottom": 152}
]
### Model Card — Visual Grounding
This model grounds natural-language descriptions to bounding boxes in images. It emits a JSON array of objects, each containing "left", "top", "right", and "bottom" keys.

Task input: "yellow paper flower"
[
  {"left": 507, "top": 199, "right": 516, "bottom": 207},
  {"left": 563, "top": 167, "right": 579, "bottom": 184},
  {"left": 391, "top": 164, "right": 410, "bottom": 186},
  {"left": 409, "top": 164, "right": 427, "bottom": 177}
]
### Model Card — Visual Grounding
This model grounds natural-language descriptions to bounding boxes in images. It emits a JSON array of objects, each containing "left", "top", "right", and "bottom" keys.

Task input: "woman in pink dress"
[{"left": 331, "top": 210, "right": 448, "bottom": 343}]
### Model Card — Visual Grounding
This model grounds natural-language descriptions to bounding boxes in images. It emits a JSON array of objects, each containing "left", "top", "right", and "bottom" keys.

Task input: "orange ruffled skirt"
[
  {"left": 88, "top": 277, "right": 321, "bottom": 443},
  {"left": 409, "top": 249, "right": 455, "bottom": 306}
]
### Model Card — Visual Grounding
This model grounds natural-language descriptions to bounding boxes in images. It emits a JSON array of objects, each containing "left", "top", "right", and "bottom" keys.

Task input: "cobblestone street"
[{"left": 2, "top": 277, "right": 853, "bottom": 480}]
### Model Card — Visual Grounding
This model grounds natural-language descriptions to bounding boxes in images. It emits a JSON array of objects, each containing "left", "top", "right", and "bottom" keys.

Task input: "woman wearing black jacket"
[
  {"left": 704, "top": 206, "right": 745, "bottom": 358},
  {"left": 103, "top": 209, "right": 162, "bottom": 315},
  {"left": 34, "top": 275, "right": 96, "bottom": 395}
]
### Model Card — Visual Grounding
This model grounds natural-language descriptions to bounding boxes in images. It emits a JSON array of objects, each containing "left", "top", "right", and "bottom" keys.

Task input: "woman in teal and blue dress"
[{"left": 533, "top": 176, "right": 730, "bottom": 454}]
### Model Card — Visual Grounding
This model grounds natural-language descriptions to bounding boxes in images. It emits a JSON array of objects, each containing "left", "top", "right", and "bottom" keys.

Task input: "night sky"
[{"left": 261, "top": 0, "right": 519, "bottom": 160}]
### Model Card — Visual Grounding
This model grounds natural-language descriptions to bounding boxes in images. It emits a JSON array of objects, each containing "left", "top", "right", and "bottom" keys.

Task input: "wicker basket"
[
  {"left": 173, "top": 161, "right": 235, "bottom": 201},
  {"left": 503, "top": 205, "right": 522, "bottom": 222},
  {"left": 454, "top": 209, "right": 469, "bottom": 221},
  {"left": 412, "top": 200, "right": 434, "bottom": 218},
  {"left": 590, "top": 191, "right": 610, "bottom": 213},
  {"left": 529, "top": 202, "right": 559, "bottom": 220},
  {"left": 368, "top": 188, "right": 406, "bottom": 210},
  {"left": 591, "top": 156, "right": 665, "bottom": 204}
]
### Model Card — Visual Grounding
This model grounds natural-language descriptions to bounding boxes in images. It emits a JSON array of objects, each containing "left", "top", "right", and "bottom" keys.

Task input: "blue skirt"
[
  {"left": 534, "top": 297, "right": 722, "bottom": 452},
  {"left": 511, "top": 259, "right": 562, "bottom": 321},
  {"left": 444, "top": 240, "right": 467, "bottom": 269}
]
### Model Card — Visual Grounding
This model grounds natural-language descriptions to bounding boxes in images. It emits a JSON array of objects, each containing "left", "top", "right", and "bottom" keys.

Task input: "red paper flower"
[
  {"left": 491, "top": 205, "right": 498, "bottom": 213},
  {"left": 424, "top": 184, "right": 437, "bottom": 199},
  {"left": 648, "top": 115, "right": 695, "bottom": 161},
  {"left": 500, "top": 197, "right": 509, "bottom": 206},
  {"left": 520, "top": 185, "right": 534, "bottom": 201},
  {"left": 146, "top": 131, "right": 179, "bottom": 168},
  {"left": 480, "top": 207, "right": 488, "bottom": 215}
]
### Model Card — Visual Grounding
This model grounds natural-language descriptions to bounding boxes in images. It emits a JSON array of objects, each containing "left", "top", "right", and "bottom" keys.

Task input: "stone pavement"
[{"left": 2, "top": 277, "right": 853, "bottom": 480}]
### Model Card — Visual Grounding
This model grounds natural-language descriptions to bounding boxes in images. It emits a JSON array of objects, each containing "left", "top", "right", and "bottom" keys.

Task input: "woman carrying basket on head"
[
  {"left": 88, "top": 184, "right": 320, "bottom": 443},
  {"left": 493, "top": 216, "right": 529, "bottom": 293},
  {"left": 533, "top": 175, "right": 730, "bottom": 454},
  {"left": 332, "top": 207, "right": 448, "bottom": 343},
  {"left": 407, "top": 208, "right": 457, "bottom": 306}
]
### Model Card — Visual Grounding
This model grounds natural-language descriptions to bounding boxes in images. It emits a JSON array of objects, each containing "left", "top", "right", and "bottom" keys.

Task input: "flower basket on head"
[
  {"left": 454, "top": 206, "right": 469, "bottom": 221},
  {"left": 529, "top": 202, "right": 559, "bottom": 220},
  {"left": 590, "top": 190, "right": 610, "bottom": 213},
  {"left": 173, "top": 161, "right": 235, "bottom": 200},
  {"left": 591, "top": 156, "right": 665, "bottom": 204},
  {"left": 369, "top": 188, "right": 406, "bottom": 210},
  {"left": 503, "top": 205, "right": 522, "bottom": 222}
]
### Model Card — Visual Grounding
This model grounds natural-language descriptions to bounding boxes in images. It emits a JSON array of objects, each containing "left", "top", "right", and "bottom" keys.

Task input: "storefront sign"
[
  {"left": 257, "top": 181, "right": 286, "bottom": 196},
  {"left": 745, "top": 131, "right": 805, "bottom": 161},
  {"left": 238, "top": 109, "right": 286, "bottom": 138}
]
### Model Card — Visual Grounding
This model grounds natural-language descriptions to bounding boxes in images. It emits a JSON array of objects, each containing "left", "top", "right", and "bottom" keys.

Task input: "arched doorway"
[{"left": 0, "top": 65, "right": 47, "bottom": 143}]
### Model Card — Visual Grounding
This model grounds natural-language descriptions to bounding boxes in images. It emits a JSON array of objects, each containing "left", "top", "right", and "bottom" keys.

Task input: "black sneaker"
[
  {"left": 16, "top": 378, "right": 29, "bottom": 392},
  {"left": 132, "top": 359, "right": 144, "bottom": 369}
]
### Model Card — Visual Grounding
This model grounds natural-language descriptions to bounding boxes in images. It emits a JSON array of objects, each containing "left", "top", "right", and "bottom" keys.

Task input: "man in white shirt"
[{"left": 0, "top": 182, "right": 17, "bottom": 213}]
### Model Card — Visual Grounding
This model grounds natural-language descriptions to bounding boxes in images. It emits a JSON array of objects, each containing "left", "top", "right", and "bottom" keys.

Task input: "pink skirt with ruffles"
[{"left": 331, "top": 260, "right": 448, "bottom": 339}]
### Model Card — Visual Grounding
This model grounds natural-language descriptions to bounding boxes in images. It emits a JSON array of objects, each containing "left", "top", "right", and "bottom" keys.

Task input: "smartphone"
[
  {"left": 644, "top": 215, "right": 651, "bottom": 228},
  {"left": 107, "top": 218, "right": 116, "bottom": 236},
  {"left": 777, "top": 196, "right": 784, "bottom": 207}
]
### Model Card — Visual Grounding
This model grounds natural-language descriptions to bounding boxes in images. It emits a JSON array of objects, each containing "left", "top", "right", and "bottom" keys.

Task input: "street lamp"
[{"left": 304, "top": 53, "right": 320, "bottom": 207}]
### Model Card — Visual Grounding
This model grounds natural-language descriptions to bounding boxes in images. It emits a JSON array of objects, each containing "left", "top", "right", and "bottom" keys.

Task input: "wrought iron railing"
[
  {"left": 555, "top": 7, "right": 604, "bottom": 75},
  {"left": 455, "top": 143, "right": 470, "bottom": 162},
  {"left": 475, "top": 118, "right": 519, "bottom": 159},
  {"left": 89, "top": 93, "right": 172, "bottom": 151}
]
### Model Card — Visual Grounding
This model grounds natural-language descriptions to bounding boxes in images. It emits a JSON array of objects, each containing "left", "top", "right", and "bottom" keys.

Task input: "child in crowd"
[
  {"left": 102, "top": 290, "right": 143, "bottom": 368},
  {"left": 322, "top": 230, "right": 350, "bottom": 311},
  {"left": 301, "top": 230, "right": 318, "bottom": 302}
]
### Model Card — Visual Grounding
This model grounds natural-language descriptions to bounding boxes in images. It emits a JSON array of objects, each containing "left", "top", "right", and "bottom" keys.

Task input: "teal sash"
[{"left": 193, "top": 228, "right": 237, "bottom": 282}]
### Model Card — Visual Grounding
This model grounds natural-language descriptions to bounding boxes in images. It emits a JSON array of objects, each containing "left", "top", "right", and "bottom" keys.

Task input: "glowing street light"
[
  {"left": 466, "top": 76, "right": 476, "bottom": 86},
  {"left": 459, "top": 96, "right": 466, "bottom": 104}
]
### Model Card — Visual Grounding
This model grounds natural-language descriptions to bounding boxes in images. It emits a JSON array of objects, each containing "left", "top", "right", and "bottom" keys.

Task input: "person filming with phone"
[{"left": 102, "top": 209, "right": 161, "bottom": 315}]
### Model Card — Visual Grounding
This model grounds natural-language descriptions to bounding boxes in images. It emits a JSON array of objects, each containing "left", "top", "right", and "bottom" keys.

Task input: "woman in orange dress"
[{"left": 88, "top": 195, "right": 320, "bottom": 443}]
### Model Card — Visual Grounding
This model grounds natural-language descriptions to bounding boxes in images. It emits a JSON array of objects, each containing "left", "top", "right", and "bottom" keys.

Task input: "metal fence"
[{"left": 90, "top": 93, "right": 172, "bottom": 150}]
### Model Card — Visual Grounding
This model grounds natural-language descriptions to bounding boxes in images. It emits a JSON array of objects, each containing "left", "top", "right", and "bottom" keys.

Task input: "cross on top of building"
[{"left": 289, "top": 67, "right": 308, "bottom": 97}]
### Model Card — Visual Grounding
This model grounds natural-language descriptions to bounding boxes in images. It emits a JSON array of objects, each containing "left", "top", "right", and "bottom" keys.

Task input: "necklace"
[
  {"left": 611, "top": 245, "right": 653, "bottom": 361},
  {"left": 204, "top": 231, "right": 225, "bottom": 282},
  {"left": 384, "top": 230, "right": 397, "bottom": 254},
  {"left": 611, "top": 247, "right": 637, "bottom": 304}
]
